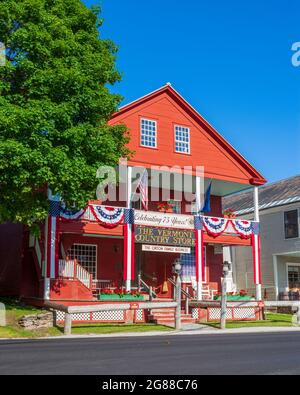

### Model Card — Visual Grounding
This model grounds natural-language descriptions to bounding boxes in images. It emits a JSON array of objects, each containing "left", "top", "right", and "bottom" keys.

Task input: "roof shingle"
[{"left": 223, "top": 175, "right": 300, "bottom": 215}]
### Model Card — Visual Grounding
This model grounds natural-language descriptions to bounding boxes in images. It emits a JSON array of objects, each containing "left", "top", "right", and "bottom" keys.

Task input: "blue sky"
[{"left": 84, "top": 0, "right": 300, "bottom": 183}]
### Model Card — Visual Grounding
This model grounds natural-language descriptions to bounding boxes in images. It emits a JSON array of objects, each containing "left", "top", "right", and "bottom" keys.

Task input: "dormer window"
[
  {"left": 175, "top": 125, "right": 190, "bottom": 154},
  {"left": 141, "top": 119, "right": 157, "bottom": 148}
]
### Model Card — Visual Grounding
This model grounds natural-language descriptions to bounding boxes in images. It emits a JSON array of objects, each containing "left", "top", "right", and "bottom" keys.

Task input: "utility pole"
[{"left": 220, "top": 261, "right": 230, "bottom": 330}]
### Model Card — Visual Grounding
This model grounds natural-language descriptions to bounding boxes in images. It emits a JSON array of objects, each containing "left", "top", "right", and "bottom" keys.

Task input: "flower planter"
[
  {"left": 158, "top": 208, "right": 173, "bottom": 213},
  {"left": 214, "top": 295, "right": 251, "bottom": 301},
  {"left": 97, "top": 294, "right": 144, "bottom": 302}
]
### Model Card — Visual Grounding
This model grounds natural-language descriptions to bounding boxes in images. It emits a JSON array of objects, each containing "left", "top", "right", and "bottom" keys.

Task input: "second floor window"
[
  {"left": 141, "top": 119, "right": 157, "bottom": 148},
  {"left": 175, "top": 125, "right": 190, "bottom": 154},
  {"left": 284, "top": 209, "right": 299, "bottom": 239}
]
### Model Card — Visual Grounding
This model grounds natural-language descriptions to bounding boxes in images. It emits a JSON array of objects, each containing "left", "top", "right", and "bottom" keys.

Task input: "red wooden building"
[{"left": 0, "top": 84, "right": 266, "bottom": 322}]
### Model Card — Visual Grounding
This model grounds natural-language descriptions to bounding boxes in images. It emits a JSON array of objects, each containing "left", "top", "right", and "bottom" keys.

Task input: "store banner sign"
[
  {"left": 135, "top": 227, "right": 195, "bottom": 247},
  {"left": 142, "top": 245, "right": 191, "bottom": 254},
  {"left": 134, "top": 210, "right": 194, "bottom": 230}
]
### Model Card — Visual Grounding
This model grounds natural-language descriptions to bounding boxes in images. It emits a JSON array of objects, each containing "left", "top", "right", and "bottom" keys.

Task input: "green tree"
[{"left": 0, "top": 0, "right": 129, "bottom": 227}]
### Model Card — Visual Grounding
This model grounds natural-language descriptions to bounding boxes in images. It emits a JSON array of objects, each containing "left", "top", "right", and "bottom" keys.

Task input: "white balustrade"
[
  {"left": 76, "top": 264, "right": 92, "bottom": 289},
  {"left": 59, "top": 259, "right": 92, "bottom": 290},
  {"left": 59, "top": 259, "right": 75, "bottom": 279}
]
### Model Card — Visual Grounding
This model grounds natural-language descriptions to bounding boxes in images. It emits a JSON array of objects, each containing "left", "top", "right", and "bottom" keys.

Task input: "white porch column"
[
  {"left": 44, "top": 191, "right": 60, "bottom": 300},
  {"left": 253, "top": 186, "right": 262, "bottom": 300},
  {"left": 43, "top": 216, "right": 49, "bottom": 300},
  {"left": 254, "top": 187, "right": 260, "bottom": 223},
  {"left": 125, "top": 166, "right": 133, "bottom": 292},
  {"left": 195, "top": 175, "right": 203, "bottom": 300},
  {"left": 273, "top": 255, "right": 279, "bottom": 300}
]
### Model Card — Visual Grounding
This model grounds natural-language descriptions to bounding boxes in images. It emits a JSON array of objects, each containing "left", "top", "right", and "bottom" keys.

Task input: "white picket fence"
[{"left": 59, "top": 259, "right": 92, "bottom": 290}]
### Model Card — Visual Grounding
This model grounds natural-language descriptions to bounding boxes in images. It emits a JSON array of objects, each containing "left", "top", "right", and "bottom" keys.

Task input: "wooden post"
[
  {"left": 185, "top": 286, "right": 189, "bottom": 314},
  {"left": 220, "top": 277, "right": 227, "bottom": 330},
  {"left": 175, "top": 275, "right": 182, "bottom": 330},
  {"left": 74, "top": 258, "right": 77, "bottom": 279},
  {"left": 149, "top": 286, "right": 153, "bottom": 302},
  {"left": 64, "top": 313, "right": 72, "bottom": 335},
  {"left": 173, "top": 276, "right": 176, "bottom": 300},
  {"left": 297, "top": 306, "right": 300, "bottom": 326},
  {"left": 220, "top": 262, "right": 230, "bottom": 330}
]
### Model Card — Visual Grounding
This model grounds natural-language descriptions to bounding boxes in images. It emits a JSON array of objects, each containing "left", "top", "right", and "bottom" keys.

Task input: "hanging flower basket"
[{"left": 223, "top": 208, "right": 237, "bottom": 219}]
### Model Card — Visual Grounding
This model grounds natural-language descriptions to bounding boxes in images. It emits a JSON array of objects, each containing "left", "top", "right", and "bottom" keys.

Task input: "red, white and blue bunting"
[
  {"left": 231, "top": 220, "right": 253, "bottom": 240},
  {"left": 202, "top": 217, "right": 230, "bottom": 237},
  {"left": 202, "top": 217, "right": 255, "bottom": 239},
  {"left": 90, "top": 206, "right": 124, "bottom": 228},
  {"left": 60, "top": 207, "right": 86, "bottom": 221}
]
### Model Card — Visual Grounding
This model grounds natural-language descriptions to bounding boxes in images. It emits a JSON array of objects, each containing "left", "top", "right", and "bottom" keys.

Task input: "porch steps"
[{"left": 149, "top": 308, "right": 196, "bottom": 325}]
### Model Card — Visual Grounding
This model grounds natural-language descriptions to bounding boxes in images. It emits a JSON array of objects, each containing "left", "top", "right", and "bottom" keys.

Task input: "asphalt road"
[{"left": 1, "top": 332, "right": 300, "bottom": 375}]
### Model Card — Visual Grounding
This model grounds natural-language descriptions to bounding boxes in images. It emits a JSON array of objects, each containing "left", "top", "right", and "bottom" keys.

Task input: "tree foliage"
[{"left": 0, "top": 0, "right": 129, "bottom": 226}]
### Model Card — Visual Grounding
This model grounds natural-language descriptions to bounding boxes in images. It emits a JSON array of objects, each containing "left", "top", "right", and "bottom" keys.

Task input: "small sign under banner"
[
  {"left": 142, "top": 245, "right": 191, "bottom": 254},
  {"left": 135, "top": 210, "right": 194, "bottom": 230}
]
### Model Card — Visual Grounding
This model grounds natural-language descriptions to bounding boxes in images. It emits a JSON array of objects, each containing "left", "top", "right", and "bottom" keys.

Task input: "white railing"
[
  {"left": 58, "top": 259, "right": 92, "bottom": 290},
  {"left": 76, "top": 264, "right": 92, "bottom": 289},
  {"left": 59, "top": 259, "right": 76, "bottom": 279}
]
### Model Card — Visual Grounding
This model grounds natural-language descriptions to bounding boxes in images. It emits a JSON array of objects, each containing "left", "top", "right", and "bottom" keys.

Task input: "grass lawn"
[
  {"left": 62, "top": 323, "right": 172, "bottom": 335},
  {"left": 0, "top": 298, "right": 171, "bottom": 338},
  {"left": 0, "top": 297, "right": 45, "bottom": 319},
  {"left": 204, "top": 313, "right": 295, "bottom": 329},
  {"left": 0, "top": 297, "right": 60, "bottom": 338}
]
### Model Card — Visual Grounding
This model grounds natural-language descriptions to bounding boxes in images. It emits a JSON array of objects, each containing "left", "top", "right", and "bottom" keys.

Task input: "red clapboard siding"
[{"left": 110, "top": 85, "right": 266, "bottom": 186}]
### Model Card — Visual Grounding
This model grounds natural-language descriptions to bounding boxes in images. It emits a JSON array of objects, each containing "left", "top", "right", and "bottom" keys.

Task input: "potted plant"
[
  {"left": 214, "top": 290, "right": 251, "bottom": 301},
  {"left": 223, "top": 208, "right": 237, "bottom": 219},
  {"left": 157, "top": 202, "right": 174, "bottom": 213},
  {"left": 98, "top": 288, "right": 144, "bottom": 301}
]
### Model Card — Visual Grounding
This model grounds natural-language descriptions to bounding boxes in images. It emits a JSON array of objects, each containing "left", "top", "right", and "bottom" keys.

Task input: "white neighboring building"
[{"left": 223, "top": 175, "right": 300, "bottom": 300}]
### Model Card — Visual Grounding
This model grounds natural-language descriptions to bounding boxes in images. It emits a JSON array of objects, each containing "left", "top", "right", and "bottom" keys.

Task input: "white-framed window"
[
  {"left": 284, "top": 209, "right": 299, "bottom": 239},
  {"left": 140, "top": 119, "right": 157, "bottom": 148},
  {"left": 68, "top": 244, "right": 97, "bottom": 279},
  {"left": 175, "top": 125, "right": 190, "bottom": 154},
  {"left": 286, "top": 263, "right": 300, "bottom": 289}
]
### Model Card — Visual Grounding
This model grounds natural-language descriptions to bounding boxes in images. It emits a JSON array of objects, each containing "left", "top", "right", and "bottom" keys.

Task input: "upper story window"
[
  {"left": 141, "top": 119, "right": 157, "bottom": 148},
  {"left": 284, "top": 209, "right": 299, "bottom": 239},
  {"left": 175, "top": 125, "right": 190, "bottom": 154}
]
